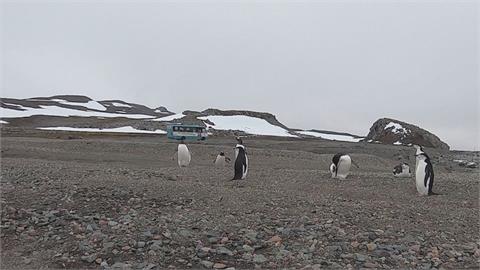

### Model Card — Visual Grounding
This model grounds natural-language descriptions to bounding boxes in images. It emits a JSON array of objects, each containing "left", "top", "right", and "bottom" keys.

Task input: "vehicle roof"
[{"left": 167, "top": 123, "right": 205, "bottom": 128}]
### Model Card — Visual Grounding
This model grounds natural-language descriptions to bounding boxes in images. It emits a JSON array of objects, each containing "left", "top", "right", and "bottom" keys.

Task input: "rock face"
[
  {"left": 364, "top": 118, "right": 450, "bottom": 150},
  {"left": 199, "top": 108, "right": 290, "bottom": 130}
]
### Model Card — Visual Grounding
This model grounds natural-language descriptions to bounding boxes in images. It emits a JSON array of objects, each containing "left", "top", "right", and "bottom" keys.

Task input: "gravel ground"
[{"left": 1, "top": 132, "right": 479, "bottom": 269}]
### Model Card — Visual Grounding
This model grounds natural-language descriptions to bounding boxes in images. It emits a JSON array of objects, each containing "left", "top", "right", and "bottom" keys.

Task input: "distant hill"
[{"left": 1, "top": 95, "right": 450, "bottom": 149}]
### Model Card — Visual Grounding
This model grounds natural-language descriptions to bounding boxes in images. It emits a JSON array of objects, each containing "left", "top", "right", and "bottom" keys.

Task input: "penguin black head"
[
  {"left": 219, "top": 152, "right": 225, "bottom": 156},
  {"left": 236, "top": 136, "right": 243, "bottom": 145}
]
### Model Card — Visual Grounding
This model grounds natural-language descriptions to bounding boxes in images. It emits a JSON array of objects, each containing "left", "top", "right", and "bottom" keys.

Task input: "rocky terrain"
[
  {"left": 1, "top": 127, "right": 479, "bottom": 270},
  {"left": 364, "top": 118, "right": 450, "bottom": 150},
  {"left": 1, "top": 95, "right": 453, "bottom": 150}
]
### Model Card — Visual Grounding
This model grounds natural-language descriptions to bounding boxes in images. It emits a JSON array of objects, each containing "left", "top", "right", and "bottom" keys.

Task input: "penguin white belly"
[
  {"left": 243, "top": 155, "right": 249, "bottom": 178},
  {"left": 177, "top": 144, "right": 191, "bottom": 167},
  {"left": 415, "top": 162, "right": 429, "bottom": 195},
  {"left": 214, "top": 156, "right": 226, "bottom": 167},
  {"left": 336, "top": 155, "right": 352, "bottom": 179}
]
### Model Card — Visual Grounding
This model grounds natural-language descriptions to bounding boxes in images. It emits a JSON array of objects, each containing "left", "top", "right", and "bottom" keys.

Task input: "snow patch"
[
  {"left": 38, "top": 126, "right": 166, "bottom": 134},
  {"left": 385, "top": 122, "right": 410, "bottom": 134},
  {"left": 0, "top": 120, "right": 8, "bottom": 124},
  {"left": 51, "top": 99, "right": 106, "bottom": 111},
  {"left": 198, "top": 115, "right": 297, "bottom": 137},
  {"left": 393, "top": 141, "right": 403, "bottom": 145},
  {"left": 298, "top": 131, "right": 363, "bottom": 142},
  {"left": 110, "top": 102, "right": 132, "bottom": 108},
  {"left": 0, "top": 106, "right": 156, "bottom": 119}
]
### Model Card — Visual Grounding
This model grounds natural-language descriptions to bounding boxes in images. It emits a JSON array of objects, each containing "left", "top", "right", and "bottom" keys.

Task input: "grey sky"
[{"left": 1, "top": 0, "right": 478, "bottom": 150}]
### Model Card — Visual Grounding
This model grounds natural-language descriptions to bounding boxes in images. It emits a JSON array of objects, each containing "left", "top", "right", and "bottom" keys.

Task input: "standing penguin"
[
  {"left": 214, "top": 152, "right": 230, "bottom": 167},
  {"left": 329, "top": 153, "right": 359, "bottom": 179},
  {"left": 414, "top": 146, "right": 437, "bottom": 195},
  {"left": 232, "top": 137, "right": 248, "bottom": 180},
  {"left": 393, "top": 163, "right": 411, "bottom": 178},
  {"left": 175, "top": 140, "right": 191, "bottom": 167}
]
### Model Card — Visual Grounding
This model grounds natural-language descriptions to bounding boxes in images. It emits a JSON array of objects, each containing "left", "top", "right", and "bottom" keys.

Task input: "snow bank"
[
  {"left": 110, "top": 102, "right": 132, "bottom": 108},
  {"left": 0, "top": 106, "right": 155, "bottom": 119},
  {"left": 38, "top": 126, "right": 166, "bottom": 134},
  {"left": 385, "top": 122, "right": 410, "bottom": 134},
  {"left": 198, "top": 115, "right": 297, "bottom": 137},
  {"left": 51, "top": 99, "right": 106, "bottom": 111}
]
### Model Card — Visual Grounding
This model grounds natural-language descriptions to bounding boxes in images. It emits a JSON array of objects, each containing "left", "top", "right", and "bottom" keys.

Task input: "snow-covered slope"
[
  {"left": 0, "top": 104, "right": 158, "bottom": 119},
  {"left": 38, "top": 126, "right": 166, "bottom": 134},
  {"left": 1, "top": 95, "right": 173, "bottom": 119},
  {"left": 198, "top": 115, "right": 297, "bottom": 137}
]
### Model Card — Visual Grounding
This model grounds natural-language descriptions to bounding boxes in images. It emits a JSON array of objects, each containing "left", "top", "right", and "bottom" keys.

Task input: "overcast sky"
[{"left": 1, "top": 0, "right": 478, "bottom": 150}]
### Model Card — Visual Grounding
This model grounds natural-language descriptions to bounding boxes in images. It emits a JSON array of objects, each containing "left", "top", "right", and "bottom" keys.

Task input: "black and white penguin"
[
  {"left": 232, "top": 137, "right": 248, "bottom": 180},
  {"left": 393, "top": 163, "right": 411, "bottom": 178},
  {"left": 176, "top": 140, "right": 191, "bottom": 167},
  {"left": 414, "top": 145, "right": 436, "bottom": 195},
  {"left": 214, "top": 152, "right": 230, "bottom": 167},
  {"left": 330, "top": 153, "right": 358, "bottom": 179}
]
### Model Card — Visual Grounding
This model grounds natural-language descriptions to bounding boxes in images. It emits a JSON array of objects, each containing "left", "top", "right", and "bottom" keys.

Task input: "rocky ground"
[{"left": 1, "top": 129, "right": 479, "bottom": 269}]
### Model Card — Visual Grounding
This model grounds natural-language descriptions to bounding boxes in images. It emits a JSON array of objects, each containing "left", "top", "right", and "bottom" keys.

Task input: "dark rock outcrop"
[{"left": 364, "top": 118, "right": 449, "bottom": 150}]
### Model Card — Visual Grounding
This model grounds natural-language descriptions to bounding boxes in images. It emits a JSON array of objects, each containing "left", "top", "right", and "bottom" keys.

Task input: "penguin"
[
  {"left": 414, "top": 144, "right": 424, "bottom": 170},
  {"left": 214, "top": 152, "right": 230, "bottom": 167},
  {"left": 175, "top": 140, "right": 191, "bottom": 167},
  {"left": 329, "top": 153, "right": 359, "bottom": 179},
  {"left": 393, "top": 163, "right": 411, "bottom": 178},
  {"left": 232, "top": 137, "right": 248, "bottom": 180},
  {"left": 414, "top": 146, "right": 437, "bottom": 195}
]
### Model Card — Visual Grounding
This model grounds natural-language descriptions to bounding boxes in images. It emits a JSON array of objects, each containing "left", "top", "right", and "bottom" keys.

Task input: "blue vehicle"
[{"left": 166, "top": 124, "right": 208, "bottom": 141}]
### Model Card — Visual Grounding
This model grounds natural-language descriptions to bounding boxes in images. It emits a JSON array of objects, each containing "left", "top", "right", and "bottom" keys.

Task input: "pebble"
[
  {"left": 213, "top": 263, "right": 227, "bottom": 269},
  {"left": 108, "top": 221, "right": 118, "bottom": 226},
  {"left": 268, "top": 235, "right": 282, "bottom": 243},
  {"left": 355, "top": 253, "right": 367, "bottom": 262},
  {"left": 253, "top": 254, "right": 267, "bottom": 263},
  {"left": 364, "top": 262, "right": 379, "bottom": 268},
  {"left": 217, "top": 247, "right": 233, "bottom": 256},
  {"left": 410, "top": 245, "right": 421, "bottom": 253},
  {"left": 367, "top": 243, "right": 377, "bottom": 251},
  {"left": 201, "top": 260, "right": 214, "bottom": 268}
]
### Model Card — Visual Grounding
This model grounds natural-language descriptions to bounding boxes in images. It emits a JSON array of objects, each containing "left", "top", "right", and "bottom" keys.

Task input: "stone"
[
  {"left": 253, "top": 254, "right": 267, "bottom": 263},
  {"left": 213, "top": 263, "right": 227, "bottom": 269},
  {"left": 81, "top": 254, "right": 96, "bottom": 263},
  {"left": 410, "top": 245, "right": 421, "bottom": 253},
  {"left": 108, "top": 221, "right": 118, "bottom": 226},
  {"left": 216, "top": 247, "right": 233, "bottom": 256},
  {"left": 364, "top": 262, "right": 379, "bottom": 268},
  {"left": 200, "top": 260, "right": 214, "bottom": 268},
  {"left": 355, "top": 253, "right": 367, "bottom": 262},
  {"left": 268, "top": 235, "right": 282, "bottom": 243},
  {"left": 243, "top": 245, "right": 254, "bottom": 252},
  {"left": 367, "top": 243, "right": 377, "bottom": 251}
]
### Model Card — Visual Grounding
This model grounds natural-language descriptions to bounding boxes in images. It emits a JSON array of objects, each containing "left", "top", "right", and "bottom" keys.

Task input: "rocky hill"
[
  {"left": 1, "top": 95, "right": 450, "bottom": 148},
  {"left": 364, "top": 118, "right": 450, "bottom": 150}
]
